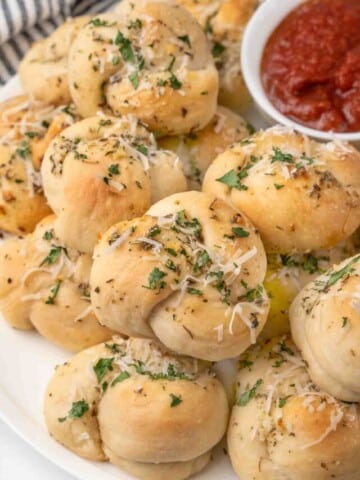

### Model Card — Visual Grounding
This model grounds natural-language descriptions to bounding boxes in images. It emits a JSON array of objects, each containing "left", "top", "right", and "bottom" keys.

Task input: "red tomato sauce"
[{"left": 261, "top": 0, "right": 360, "bottom": 133}]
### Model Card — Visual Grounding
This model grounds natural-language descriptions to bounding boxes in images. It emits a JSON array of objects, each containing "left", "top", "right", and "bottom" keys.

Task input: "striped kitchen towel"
[{"left": 0, "top": 0, "right": 120, "bottom": 85}]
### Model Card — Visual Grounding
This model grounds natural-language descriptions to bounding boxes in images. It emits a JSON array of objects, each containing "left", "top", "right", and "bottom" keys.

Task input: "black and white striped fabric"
[{"left": 0, "top": 0, "right": 119, "bottom": 85}]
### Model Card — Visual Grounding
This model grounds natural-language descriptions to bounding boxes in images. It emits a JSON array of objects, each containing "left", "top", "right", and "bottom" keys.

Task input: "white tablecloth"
[{"left": 0, "top": 420, "right": 74, "bottom": 479}]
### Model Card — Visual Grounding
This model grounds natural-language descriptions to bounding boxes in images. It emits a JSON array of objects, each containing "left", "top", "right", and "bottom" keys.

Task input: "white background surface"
[{"left": 0, "top": 420, "right": 74, "bottom": 480}]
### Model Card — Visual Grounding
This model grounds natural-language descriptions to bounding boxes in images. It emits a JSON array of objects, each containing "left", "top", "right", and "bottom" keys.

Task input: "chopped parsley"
[
  {"left": 128, "top": 18, "right": 142, "bottom": 29},
  {"left": 174, "top": 210, "right": 202, "bottom": 238},
  {"left": 105, "top": 343, "right": 121, "bottom": 354},
  {"left": 147, "top": 225, "right": 161, "bottom": 237},
  {"left": 62, "top": 105, "right": 76, "bottom": 118},
  {"left": 112, "top": 371, "right": 130, "bottom": 386},
  {"left": 237, "top": 379, "right": 263, "bottom": 406},
  {"left": 212, "top": 41, "right": 225, "bottom": 57},
  {"left": 16, "top": 141, "right": 31, "bottom": 158},
  {"left": 136, "top": 144, "right": 148, "bottom": 155},
  {"left": 128, "top": 71, "right": 139, "bottom": 89},
  {"left": 170, "top": 393, "right": 182, "bottom": 407},
  {"left": 90, "top": 18, "right": 115, "bottom": 27},
  {"left": 93, "top": 357, "right": 114, "bottom": 383},
  {"left": 165, "top": 247, "right": 177, "bottom": 257},
  {"left": 143, "top": 267, "right": 167, "bottom": 290},
  {"left": 45, "top": 280, "right": 61, "bottom": 305},
  {"left": 194, "top": 250, "right": 211, "bottom": 273},
  {"left": 274, "top": 183, "right": 285, "bottom": 190},
  {"left": 302, "top": 254, "right": 319, "bottom": 274},
  {"left": 43, "top": 230, "right": 53, "bottom": 241},
  {"left": 99, "top": 119, "right": 112, "bottom": 127},
  {"left": 342, "top": 317, "right": 349, "bottom": 328},
  {"left": 239, "top": 359, "right": 253, "bottom": 369},
  {"left": 115, "top": 31, "right": 135, "bottom": 63},
  {"left": 108, "top": 164, "right": 120, "bottom": 176},
  {"left": 132, "top": 361, "right": 191, "bottom": 381},
  {"left": 278, "top": 395, "right": 291, "bottom": 408},
  {"left": 40, "top": 246, "right": 67, "bottom": 266},
  {"left": 271, "top": 147, "right": 294, "bottom": 164},
  {"left": 187, "top": 287, "right": 203, "bottom": 296},
  {"left": 178, "top": 34, "right": 191, "bottom": 47},
  {"left": 216, "top": 169, "right": 248, "bottom": 191},
  {"left": 169, "top": 73, "right": 182, "bottom": 90},
  {"left": 58, "top": 400, "right": 89, "bottom": 422},
  {"left": 165, "top": 259, "right": 177, "bottom": 272},
  {"left": 225, "top": 227, "right": 250, "bottom": 239},
  {"left": 325, "top": 256, "right": 360, "bottom": 288},
  {"left": 24, "top": 131, "right": 39, "bottom": 139}
]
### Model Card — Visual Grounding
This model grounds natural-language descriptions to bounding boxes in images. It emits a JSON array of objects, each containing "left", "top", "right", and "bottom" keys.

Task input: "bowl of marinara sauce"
[{"left": 241, "top": 0, "right": 360, "bottom": 142}]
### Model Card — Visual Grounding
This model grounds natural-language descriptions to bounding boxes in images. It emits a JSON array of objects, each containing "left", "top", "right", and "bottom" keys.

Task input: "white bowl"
[{"left": 241, "top": 0, "right": 360, "bottom": 143}]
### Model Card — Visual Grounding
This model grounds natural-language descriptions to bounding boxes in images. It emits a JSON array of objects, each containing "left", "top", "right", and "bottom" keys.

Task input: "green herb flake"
[
  {"left": 237, "top": 379, "right": 263, "bottom": 406},
  {"left": 40, "top": 246, "right": 67, "bottom": 266},
  {"left": 45, "top": 280, "right": 62, "bottom": 305},
  {"left": 326, "top": 256, "right": 360, "bottom": 288},
  {"left": 274, "top": 183, "right": 285, "bottom": 190},
  {"left": 212, "top": 41, "right": 225, "bottom": 57},
  {"left": 165, "top": 247, "right": 177, "bottom": 257},
  {"left": 144, "top": 267, "right": 167, "bottom": 290},
  {"left": 178, "top": 34, "right": 191, "bottom": 47},
  {"left": 133, "top": 361, "right": 191, "bottom": 381},
  {"left": 165, "top": 259, "right": 177, "bottom": 272},
  {"left": 271, "top": 147, "right": 294, "bottom": 164},
  {"left": 93, "top": 357, "right": 114, "bottom": 383},
  {"left": 16, "top": 141, "right": 31, "bottom": 159},
  {"left": 62, "top": 105, "right": 76, "bottom": 119},
  {"left": 148, "top": 225, "right": 161, "bottom": 238},
  {"left": 68, "top": 400, "right": 89, "bottom": 418},
  {"left": 278, "top": 395, "right": 291, "bottom": 408},
  {"left": 169, "top": 73, "right": 182, "bottom": 90},
  {"left": 216, "top": 169, "right": 248, "bottom": 191},
  {"left": 187, "top": 287, "right": 203, "bottom": 296},
  {"left": 136, "top": 144, "right": 148, "bottom": 155},
  {"left": 43, "top": 230, "right": 53, "bottom": 241},
  {"left": 342, "top": 317, "right": 349, "bottom": 328},
  {"left": 90, "top": 18, "right": 115, "bottom": 27},
  {"left": 112, "top": 55, "right": 120, "bottom": 65},
  {"left": 112, "top": 371, "right": 130, "bottom": 386},
  {"left": 108, "top": 164, "right": 120, "bottom": 176},
  {"left": 57, "top": 400, "right": 89, "bottom": 421},
  {"left": 239, "top": 359, "right": 253, "bottom": 369},
  {"left": 231, "top": 227, "right": 250, "bottom": 238},
  {"left": 115, "top": 31, "right": 135, "bottom": 63},
  {"left": 170, "top": 393, "right": 182, "bottom": 407},
  {"left": 99, "top": 119, "right": 112, "bottom": 127},
  {"left": 128, "top": 18, "right": 142, "bottom": 29},
  {"left": 24, "top": 131, "right": 39, "bottom": 139},
  {"left": 129, "top": 71, "right": 139, "bottom": 89},
  {"left": 303, "top": 254, "right": 320, "bottom": 274}
]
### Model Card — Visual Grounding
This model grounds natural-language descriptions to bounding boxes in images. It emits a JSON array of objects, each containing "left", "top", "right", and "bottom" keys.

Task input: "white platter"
[{"left": 0, "top": 75, "right": 270, "bottom": 480}]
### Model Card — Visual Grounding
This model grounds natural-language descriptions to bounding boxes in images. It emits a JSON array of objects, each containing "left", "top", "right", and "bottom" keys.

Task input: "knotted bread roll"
[
  {"left": 158, "top": 106, "right": 253, "bottom": 189},
  {"left": 290, "top": 254, "right": 360, "bottom": 402},
  {"left": 19, "top": 17, "right": 90, "bottom": 105},
  {"left": 44, "top": 337, "right": 229, "bottom": 480},
  {"left": 90, "top": 191, "right": 270, "bottom": 361},
  {"left": 228, "top": 336, "right": 360, "bottom": 480},
  {"left": 171, "top": 0, "right": 258, "bottom": 113},
  {"left": 0, "top": 95, "right": 78, "bottom": 234},
  {"left": 0, "top": 215, "right": 113, "bottom": 351},
  {"left": 203, "top": 126, "right": 360, "bottom": 253},
  {"left": 262, "top": 236, "right": 359, "bottom": 339},
  {"left": 41, "top": 114, "right": 186, "bottom": 253},
  {"left": 68, "top": 3, "right": 218, "bottom": 134}
]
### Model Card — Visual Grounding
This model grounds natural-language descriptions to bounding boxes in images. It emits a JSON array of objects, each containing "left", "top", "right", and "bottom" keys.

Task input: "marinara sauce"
[{"left": 261, "top": 0, "right": 360, "bottom": 133}]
